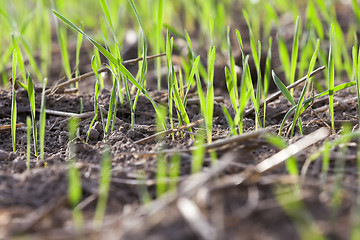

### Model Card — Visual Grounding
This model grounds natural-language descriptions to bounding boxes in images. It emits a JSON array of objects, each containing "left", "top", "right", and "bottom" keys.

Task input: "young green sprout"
[
  {"left": 39, "top": 78, "right": 47, "bottom": 161},
  {"left": 27, "top": 73, "right": 38, "bottom": 157},
  {"left": 11, "top": 49, "right": 17, "bottom": 153}
]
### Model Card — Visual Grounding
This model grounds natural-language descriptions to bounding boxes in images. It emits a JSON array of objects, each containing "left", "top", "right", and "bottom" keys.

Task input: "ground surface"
[{"left": 1, "top": 2, "right": 360, "bottom": 240}]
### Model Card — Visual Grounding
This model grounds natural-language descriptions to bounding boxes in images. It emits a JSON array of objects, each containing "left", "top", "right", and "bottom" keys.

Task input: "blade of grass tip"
[
  {"left": 11, "top": 35, "right": 26, "bottom": 83},
  {"left": 206, "top": 46, "right": 216, "bottom": 143},
  {"left": 225, "top": 66, "right": 237, "bottom": 112},
  {"left": 166, "top": 31, "right": 174, "bottom": 133},
  {"left": 19, "top": 36, "right": 43, "bottom": 82},
  {"left": 184, "top": 56, "right": 200, "bottom": 106},
  {"left": 235, "top": 29, "right": 245, "bottom": 62},
  {"left": 11, "top": 49, "right": 17, "bottom": 152},
  {"left": 27, "top": 73, "right": 38, "bottom": 157},
  {"left": 278, "top": 36, "right": 291, "bottom": 82},
  {"left": 243, "top": 10, "right": 259, "bottom": 67},
  {"left": 226, "top": 26, "right": 238, "bottom": 111},
  {"left": 39, "top": 78, "right": 47, "bottom": 161},
  {"left": 272, "top": 70, "right": 296, "bottom": 106},
  {"left": 328, "top": 24, "right": 335, "bottom": 131},
  {"left": 290, "top": 39, "right": 319, "bottom": 136},
  {"left": 99, "top": 0, "right": 114, "bottom": 32},
  {"left": 235, "top": 56, "right": 251, "bottom": 134},
  {"left": 94, "top": 145, "right": 112, "bottom": 229}
]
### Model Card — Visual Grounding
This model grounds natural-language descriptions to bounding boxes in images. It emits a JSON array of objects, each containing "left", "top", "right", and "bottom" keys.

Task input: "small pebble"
[
  {"left": 13, "top": 158, "right": 26, "bottom": 173},
  {"left": 88, "top": 128, "right": 100, "bottom": 141},
  {"left": 93, "top": 122, "right": 103, "bottom": 133},
  {"left": 0, "top": 150, "right": 9, "bottom": 161}
]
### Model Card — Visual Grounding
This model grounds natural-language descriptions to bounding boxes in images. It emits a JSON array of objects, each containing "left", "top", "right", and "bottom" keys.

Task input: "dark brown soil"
[{"left": 1, "top": 2, "right": 360, "bottom": 240}]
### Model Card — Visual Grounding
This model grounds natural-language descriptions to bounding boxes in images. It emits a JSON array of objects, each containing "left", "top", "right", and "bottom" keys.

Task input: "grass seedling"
[
  {"left": 225, "top": 26, "right": 239, "bottom": 114},
  {"left": 11, "top": 35, "right": 26, "bottom": 84},
  {"left": 86, "top": 55, "right": 101, "bottom": 143},
  {"left": 235, "top": 29, "right": 261, "bottom": 129},
  {"left": 53, "top": 0, "right": 166, "bottom": 130},
  {"left": 11, "top": 49, "right": 17, "bottom": 152},
  {"left": 67, "top": 117, "right": 83, "bottom": 230},
  {"left": 243, "top": 10, "right": 263, "bottom": 128},
  {"left": 328, "top": 24, "right": 335, "bottom": 132},
  {"left": 290, "top": 39, "right": 319, "bottom": 136},
  {"left": 94, "top": 145, "right": 112, "bottom": 229},
  {"left": 263, "top": 37, "right": 273, "bottom": 127},
  {"left": 26, "top": 116, "right": 31, "bottom": 171},
  {"left": 196, "top": 45, "right": 216, "bottom": 143},
  {"left": 166, "top": 31, "right": 175, "bottom": 133},
  {"left": 165, "top": 31, "right": 192, "bottom": 135},
  {"left": 39, "top": 78, "right": 47, "bottom": 161},
  {"left": 27, "top": 73, "right": 38, "bottom": 157},
  {"left": 224, "top": 55, "right": 250, "bottom": 135},
  {"left": 272, "top": 39, "right": 319, "bottom": 136}
]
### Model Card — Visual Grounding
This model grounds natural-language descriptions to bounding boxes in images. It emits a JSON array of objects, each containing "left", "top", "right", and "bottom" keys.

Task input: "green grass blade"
[
  {"left": 75, "top": 23, "right": 84, "bottom": 79},
  {"left": 291, "top": 39, "right": 319, "bottom": 136},
  {"left": 11, "top": 50, "right": 17, "bottom": 153},
  {"left": 206, "top": 46, "right": 216, "bottom": 143},
  {"left": 225, "top": 66, "right": 237, "bottom": 112},
  {"left": 27, "top": 73, "right": 38, "bottom": 157},
  {"left": 278, "top": 36, "right": 291, "bottom": 82},
  {"left": 26, "top": 117, "right": 31, "bottom": 171},
  {"left": 99, "top": 0, "right": 114, "bottom": 31},
  {"left": 328, "top": 24, "right": 335, "bottom": 131},
  {"left": 11, "top": 35, "right": 26, "bottom": 83},
  {"left": 39, "top": 79, "right": 47, "bottom": 161},
  {"left": 272, "top": 71, "right": 296, "bottom": 106},
  {"left": 184, "top": 56, "right": 200, "bottom": 105},
  {"left": 290, "top": 16, "right": 300, "bottom": 86},
  {"left": 222, "top": 104, "right": 237, "bottom": 136}
]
